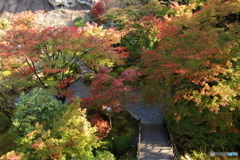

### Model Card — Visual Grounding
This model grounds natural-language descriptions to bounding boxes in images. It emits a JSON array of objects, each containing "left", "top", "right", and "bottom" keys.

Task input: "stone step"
[
  {"left": 139, "top": 149, "right": 173, "bottom": 156},
  {"left": 139, "top": 143, "right": 172, "bottom": 150},
  {"left": 141, "top": 132, "right": 166, "bottom": 136},
  {"left": 140, "top": 141, "right": 171, "bottom": 147},
  {"left": 138, "top": 124, "right": 173, "bottom": 160},
  {"left": 141, "top": 125, "right": 166, "bottom": 134},
  {"left": 140, "top": 148, "right": 173, "bottom": 156},
  {"left": 141, "top": 136, "right": 168, "bottom": 141},
  {"left": 141, "top": 123, "right": 163, "bottom": 127},
  {"left": 138, "top": 154, "right": 174, "bottom": 160}
]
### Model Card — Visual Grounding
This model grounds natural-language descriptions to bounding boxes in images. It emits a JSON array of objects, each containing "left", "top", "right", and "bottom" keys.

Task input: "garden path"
[
  {"left": 68, "top": 65, "right": 174, "bottom": 160},
  {"left": 68, "top": 63, "right": 166, "bottom": 123}
]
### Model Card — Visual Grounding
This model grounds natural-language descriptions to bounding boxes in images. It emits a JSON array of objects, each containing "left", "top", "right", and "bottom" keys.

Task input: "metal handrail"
[
  {"left": 163, "top": 118, "right": 181, "bottom": 160},
  {"left": 137, "top": 120, "right": 141, "bottom": 160}
]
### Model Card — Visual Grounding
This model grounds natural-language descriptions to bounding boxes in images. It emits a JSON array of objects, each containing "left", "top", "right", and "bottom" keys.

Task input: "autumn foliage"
[
  {"left": 82, "top": 66, "right": 141, "bottom": 112},
  {"left": 0, "top": 11, "right": 126, "bottom": 103},
  {"left": 89, "top": 113, "right": 111, "bottom": 139},
  {"left": 141, "top": 0, "right": 240, "bottom": 152}
]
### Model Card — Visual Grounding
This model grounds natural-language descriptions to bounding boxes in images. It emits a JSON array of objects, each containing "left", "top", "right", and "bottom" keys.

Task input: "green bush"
[
  {"left": 95, "top": 150, "right": 115, "bottom": 160},
  {"left": 98, "top": 138, "right": 113, "bottom": 152},
  {"left": 0, "top": 19, "right": 10, "bottom": 29},
  {"left": 108, "top": 72, "right": 118, "bottom": 78},
  {"left": 73, "top": 16, "right": 86, "bottom": 27},
  {"left": 0, "top": 113, "right": 11, "bottom": 132},
  {"left": 116, "top": 67, "right": 126, "bottom": 74},
  {"left": 0, "top": 132, "right": 16, "bottom": 155},
  {"left": 11, "top": 88, "right": 68, "bottom": 137},
  {"left": 0, "top": 113, "right": 16, "bottom": 155},
  {"left": 111, "top": 113, "right": 138, "bottom": 138},
  {"left": 114, "top": 136, "right": 131, "bottom": 155}
]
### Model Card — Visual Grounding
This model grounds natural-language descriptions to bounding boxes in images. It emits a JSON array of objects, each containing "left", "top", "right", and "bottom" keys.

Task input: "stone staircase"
[{"left": 138, "top": 124, "right": 174, "bottom": 160}]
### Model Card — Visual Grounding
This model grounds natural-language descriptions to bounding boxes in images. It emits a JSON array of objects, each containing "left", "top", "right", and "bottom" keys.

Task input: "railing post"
[
  {"left": 137, "top": 120, "right": 141, "bottom": 160},
  {"left": 163, "top": 118, "right": 181, "bottom": 160}
]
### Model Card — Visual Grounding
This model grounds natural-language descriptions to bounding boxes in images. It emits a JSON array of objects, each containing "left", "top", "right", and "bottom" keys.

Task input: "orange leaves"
[
  {"left": 89, "top": 113, "right": 111, "bottom": 139},
  {"left": 114, "top": 46, "right": 130, "bottom": 58},
  {"left": 11, "top": 11, "right": 38, "bottom": 30},
  {"left": 43, "top": 68, "right": 67, "bottom": 74},
  {"left": 173, "top": 113, "right": 181, "bottom": 122},
  {"left": 230, "top": 127, "right": 240, "bottom": 133}
]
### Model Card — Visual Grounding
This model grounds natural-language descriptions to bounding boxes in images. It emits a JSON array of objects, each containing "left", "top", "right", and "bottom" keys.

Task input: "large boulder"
[
  {"left": 0, "top": 0, "right": 53, "bottom": 16},
  {"left": 48, "top": 0, "right": 76, "bottom": 9},
  {"left": 0, "top": 0, "right": 91, "bottom": 27}
]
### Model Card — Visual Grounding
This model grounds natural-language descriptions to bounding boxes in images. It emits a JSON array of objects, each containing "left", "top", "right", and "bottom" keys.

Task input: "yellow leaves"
[
  {"left": 79, "top": 22, "right": 125, "bottom": 44},
  {"left": 200, "top": 83, "right": 211, "bottom": 95},
  {"left": 226, "top": 61, "right": 233, "bottom": 68},
  {"left": 97, "top": 58, "right": 115, "bottom": 68},
  {"left": 11, "top": 11, "right": 38, "bottom": 30},
  {"left": 0, "top": 71, "right": 11, "bottom": 78},
  {"left": 170, "top": 1, "right": 197, "bottom": 19}
]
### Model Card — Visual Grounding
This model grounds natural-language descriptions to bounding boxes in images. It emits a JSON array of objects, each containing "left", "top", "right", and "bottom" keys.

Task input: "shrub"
[
  {"left": 0, "top": 19, "right": 10, "bottom": 29},
  {"left": 0, "top": 132, "right": 16, "bottom": 155},
  {"left": 95, "top": 150, "right": 115, "bottom": 160},
  {"left": 3, "top": 99, "right": 100, "bottom": 159},
  {"left": 108, "top": 72, "right": 118, "bottom": 78},
  {"left": 0, "top": 113, "right": 11, "bottom": 132},
  {"left": 11, "top": 88, "right": 68, "bottom": 137},
  {"left": 84, "top": 73, "right": 94, "bottom": 86},
  {"left": 98, "top": 138, "right": 113, "bottom": 152},
  {"left": 114, "top": 135, "right": 131, "bottom": 155},
  {"left": 73, "top": 16, "right": 86, "bottom": 27},
  {"left": 116, "top": 67, "right": 125, "bottom": 74}
]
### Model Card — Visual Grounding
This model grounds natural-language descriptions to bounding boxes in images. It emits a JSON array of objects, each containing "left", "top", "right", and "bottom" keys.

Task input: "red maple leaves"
[{"left": 82, "top": 67, "right": 141, "bottom": 112}]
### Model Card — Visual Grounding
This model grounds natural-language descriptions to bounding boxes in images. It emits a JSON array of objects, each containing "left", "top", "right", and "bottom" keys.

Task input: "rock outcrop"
[
  {"left": 0, "top": 0, "right": 91, "bottom": 27},
  {"left": 48, "top": 0, "right": 76, "bottom": 9},
  {"left": 35, "top": 9, "right": 90, "bottom": 27}
]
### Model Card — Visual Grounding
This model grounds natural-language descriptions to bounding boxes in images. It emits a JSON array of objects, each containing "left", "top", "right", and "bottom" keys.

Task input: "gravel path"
[
  {"left": 124, "top": 89, "right": 166, "bottom": 124},
  {"left": 125, "top": 101, "right": 166, "bottom": 124},
  {"left": 68, "top": 62, "right": 93, "bottom": 99}
]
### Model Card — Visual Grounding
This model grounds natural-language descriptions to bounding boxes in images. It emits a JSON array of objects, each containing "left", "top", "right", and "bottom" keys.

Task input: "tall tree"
[
  {"left": 0, "top": 11, "right": 126, "bottom": 106},
  {"left": 142, "top": 0, "right": 240, "bottom": 152}
]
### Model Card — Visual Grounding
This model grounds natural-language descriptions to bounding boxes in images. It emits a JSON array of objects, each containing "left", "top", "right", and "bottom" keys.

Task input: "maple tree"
[
  {"left": 120, "top": 15, "right": 163, "bottom": 66},
  {"left": 0, "top": 11, "right": 127, "bottom": 106},
  {"left": 88, "top": 113, "right": 111, "bottom": 139},
  {"left": 82, "top": 66, "right": 141, "bottom": 112},
  {"left": 100, "top": 0, "right": 174, "bottom": 68},
  {"left": 100, "top": 0, "right": 171, "bottom": 28},
  {"left": 141, "top": 0, "right": 240, "bottom": 152}
]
